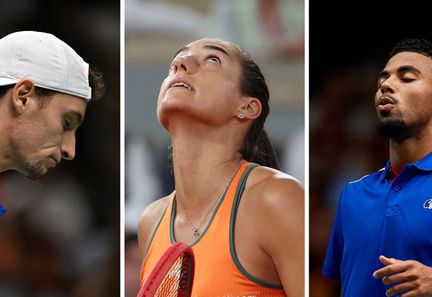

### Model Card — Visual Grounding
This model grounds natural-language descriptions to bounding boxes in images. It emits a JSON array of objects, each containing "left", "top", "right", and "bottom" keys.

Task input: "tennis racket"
[{"left": 137, "top": 242, "right": 194, "bottom": 297}]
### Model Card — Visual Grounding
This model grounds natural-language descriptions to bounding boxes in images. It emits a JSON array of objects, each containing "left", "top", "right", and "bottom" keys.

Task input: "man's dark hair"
[
  {"left": 390, "top": 38, "right": 432, "bottom": 59},
  {"left": 89, "top": 67, "right": 105, "bottom": 101},
  {"left": 0, "top": 85, "right": 12, "bottom": 98}
]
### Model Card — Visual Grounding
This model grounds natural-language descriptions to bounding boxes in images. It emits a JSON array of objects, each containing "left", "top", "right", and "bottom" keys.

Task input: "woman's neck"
[{"left": 171, "top": 129, "right": 244, "bottom": 211}]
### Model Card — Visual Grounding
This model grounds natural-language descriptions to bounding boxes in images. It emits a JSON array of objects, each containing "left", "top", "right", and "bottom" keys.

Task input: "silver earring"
[{"left": 236, "top": 112, "right": 244, "bottom": 120}]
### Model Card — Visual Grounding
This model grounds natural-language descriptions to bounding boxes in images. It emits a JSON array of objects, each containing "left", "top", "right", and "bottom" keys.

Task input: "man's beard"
[
  {"left": 24, "top": 161, "right": 46, "bottom": 180},
  {"left": 376, "top": 113, "right": 424, "bottom": 143}
]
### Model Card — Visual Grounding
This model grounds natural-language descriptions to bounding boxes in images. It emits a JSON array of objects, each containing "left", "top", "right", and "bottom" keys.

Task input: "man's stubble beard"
[
  {"left": 376, "top": 110, "right": 426, "bottom": 143},
  {"left": 24, "top": 160, "right": 46, "bottom": 180}
]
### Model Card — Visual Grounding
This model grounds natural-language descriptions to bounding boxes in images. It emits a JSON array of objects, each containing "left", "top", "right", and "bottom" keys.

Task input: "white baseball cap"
[{"left": 0, "top": 31, "right": 91, "bottom": 101}]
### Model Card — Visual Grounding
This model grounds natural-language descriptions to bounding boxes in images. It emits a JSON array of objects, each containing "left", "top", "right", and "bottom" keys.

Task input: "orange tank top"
[{"left": 140, "top": 162, "right": 287, "bottom": 297}]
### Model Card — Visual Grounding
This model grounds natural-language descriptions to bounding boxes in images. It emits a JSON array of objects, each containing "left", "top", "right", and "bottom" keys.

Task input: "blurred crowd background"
[
  {"left": 309, "top": 3, "right": 432, "bottom": 296},
  {"left": 124, "top": 0, "right": 304, "bottom": 296},
  {"left": 0, "top": 1, "right": 120, "bottom": 297}
]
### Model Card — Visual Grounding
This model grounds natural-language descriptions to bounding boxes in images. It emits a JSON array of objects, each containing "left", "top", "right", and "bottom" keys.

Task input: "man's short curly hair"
[
  {"left": 89, "top": 66, "right": 105, "bottom": 101},
  {"left": 390, "top": 38, "right": 432, "bottom": 59}
]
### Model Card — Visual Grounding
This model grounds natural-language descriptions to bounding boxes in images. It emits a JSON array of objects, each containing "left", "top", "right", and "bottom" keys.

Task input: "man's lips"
[{"left": 377, "top": 96, "right": 396, "bottom": 112}]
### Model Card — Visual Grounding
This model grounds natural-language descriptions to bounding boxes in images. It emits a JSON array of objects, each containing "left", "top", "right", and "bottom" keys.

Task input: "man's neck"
[
  {"left": 0, "top": 123, "right": 14, "bottom": 173},
  {"left": 0, "top": 97, "right": 17, "bottom": 172},
  {"left": 389, "top": 130, "right": 432, "bottom": 172}
]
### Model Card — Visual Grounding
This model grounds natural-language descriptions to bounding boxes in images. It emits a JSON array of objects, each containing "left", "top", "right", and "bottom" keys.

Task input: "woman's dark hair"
[{"left": 231, "top": 43, "right": 280, "bottom": 170}]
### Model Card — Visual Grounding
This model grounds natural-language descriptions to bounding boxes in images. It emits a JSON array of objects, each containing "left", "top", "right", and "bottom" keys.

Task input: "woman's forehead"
[
  {"left": 187, "top": 38, "right": 231, "bottom": 48},
  {"left": 175, "top": 38, "right": 238, "bottom": 58}
]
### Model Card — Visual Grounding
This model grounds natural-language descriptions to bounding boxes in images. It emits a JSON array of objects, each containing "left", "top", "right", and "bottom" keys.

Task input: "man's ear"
[
  {"left": 12, "top": 79, "right": 36, "bottom": 114},
  {"left": 237, "top": 97, "right": 262, "bottom": 120}
]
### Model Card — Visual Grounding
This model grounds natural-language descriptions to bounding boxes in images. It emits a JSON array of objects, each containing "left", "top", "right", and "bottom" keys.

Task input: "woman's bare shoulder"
[{"left": 137, "top": 194, "right": 172, "bottom": 256}]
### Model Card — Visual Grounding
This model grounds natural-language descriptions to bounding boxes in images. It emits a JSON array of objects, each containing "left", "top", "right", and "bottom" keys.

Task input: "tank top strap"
[
  {"left": 140, "top": 192, "right": 175, "bottom": 285},
  {"left": 168, "top": 161, "right": 256, "bottom": 246},
  {"left": 229, "top": 163, "right": 284, "bottom": 289},
  {"left": 221, "top": 162, "right": 258, "bottom": 212}
]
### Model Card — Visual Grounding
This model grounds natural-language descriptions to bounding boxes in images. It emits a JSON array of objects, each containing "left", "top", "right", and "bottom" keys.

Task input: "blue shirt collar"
[
  {"left": 0, "top": 205, "right": 6, "bottom": 216},
  {"left": 379, "top": 161, "right": 392, "bottom": 183},
  {"left": 378, "top": 151, "right": 432, "bottom": 183},
  {"left": 412, "top": 151, "right": 432, "bottom": 171}
]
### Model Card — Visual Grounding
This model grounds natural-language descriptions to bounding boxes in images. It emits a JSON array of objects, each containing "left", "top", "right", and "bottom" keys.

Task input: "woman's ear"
[
  {"left": 12, "top": 79, "right": 36, "bottom": 114},
  {"left": 237, "top": 97, "right": 262, "bottom": 120}
]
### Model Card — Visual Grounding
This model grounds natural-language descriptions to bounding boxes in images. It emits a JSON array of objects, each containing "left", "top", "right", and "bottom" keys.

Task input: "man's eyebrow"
[
  {"left": 378, "top": 70, "right": 389, "bottom": 81},
  {"left": 396, "top": 65, "right": 421, "bottom": 74},
  {"left": 378, "top": 65, "right": 421, "bottom": 81}
]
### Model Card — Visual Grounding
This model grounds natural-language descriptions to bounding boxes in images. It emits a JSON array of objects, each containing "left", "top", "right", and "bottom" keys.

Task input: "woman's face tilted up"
[{"left": 157, "top": 38, "right": 246, "bottom": 131}]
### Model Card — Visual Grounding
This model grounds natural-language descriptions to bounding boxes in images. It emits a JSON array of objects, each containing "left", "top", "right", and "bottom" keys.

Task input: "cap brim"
[
  {"left": 0, "top": 77, "right": 91, "bottom": 101},
  {"left": 0, "top": 77, "right": 18, "bottom": 86}
]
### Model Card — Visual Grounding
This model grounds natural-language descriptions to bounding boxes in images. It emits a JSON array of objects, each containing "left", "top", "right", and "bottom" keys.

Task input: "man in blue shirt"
[
  {"left": 0, "top": 31, "right": 105, "bottom": 215},
  {"left": 323, "top": 38, "right": 432, "bottom": 297}
]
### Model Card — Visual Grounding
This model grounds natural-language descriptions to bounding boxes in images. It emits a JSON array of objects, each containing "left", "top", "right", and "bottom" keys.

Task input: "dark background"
[
  {"left": 309, "top": 2, "right": 432, "bottom": 296},
  {"left": 0, "top": 1, "right": 120, "bottom": 296},
  {"left": 310, "top": 2, "right": 432, "bottom": 93}
]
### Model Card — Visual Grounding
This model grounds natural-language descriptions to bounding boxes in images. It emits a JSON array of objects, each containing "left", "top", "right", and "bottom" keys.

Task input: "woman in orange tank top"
[{"left": 138, "top": 38, "right": 304, "bottom": 297}]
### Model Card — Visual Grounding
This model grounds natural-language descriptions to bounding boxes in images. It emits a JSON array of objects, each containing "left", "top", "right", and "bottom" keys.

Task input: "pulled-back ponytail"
[
  {"left": 233, "top": 44, "right": 280, "bottom": 170},
  {"left": 242, "top": 123, "right": 280, "bottom": 170}
]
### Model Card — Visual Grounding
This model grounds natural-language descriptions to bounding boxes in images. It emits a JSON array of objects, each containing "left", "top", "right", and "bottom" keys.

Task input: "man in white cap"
[{"left": 0, "top": 31, "right": 104, "bottom": 214}]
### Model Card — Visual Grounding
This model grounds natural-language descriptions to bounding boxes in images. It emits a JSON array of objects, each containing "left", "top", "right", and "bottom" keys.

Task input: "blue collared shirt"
[
  {"left": 0, "top": 205, "right": 6, "bottom": 216},
  {"left": 323, "top": 152, "right": 432, "bottom": 297}
]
